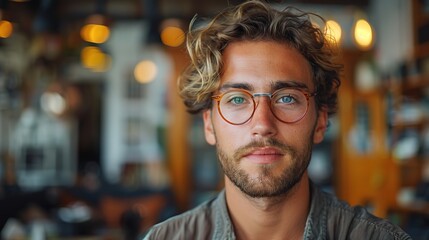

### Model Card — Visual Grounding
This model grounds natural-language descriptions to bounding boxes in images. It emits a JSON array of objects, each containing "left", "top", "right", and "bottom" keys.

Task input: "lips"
[{"left": 242, "top": 147, "right": 284, "bottom": 164}]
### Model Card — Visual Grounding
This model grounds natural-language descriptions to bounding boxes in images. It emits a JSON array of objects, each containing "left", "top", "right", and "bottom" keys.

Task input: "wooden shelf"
[
  {"left": 403, "top": 74, "right": 429, "bottom": 92},
  {"left": 391, "top": 116, "right": 429, "bottom": 129},
  {"left": 415, "top": 42, "right": 429, "bottom": 58},
  {"left": 397, "top": 157, "right": 424, "bottom": 165},
  {"left": 397, "top": 158, "right": 423, "bottom": 187},
  {"left": 393, "top": 201, "right": 429, "bottom": 216}
]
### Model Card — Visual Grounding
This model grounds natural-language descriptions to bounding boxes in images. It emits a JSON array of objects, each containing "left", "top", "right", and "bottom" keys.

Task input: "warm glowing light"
[
  {"left": 324, "top": 20, "right": 342, "bottom": 44},
  {"left": 134, "top": 60, "right": 157, "bottom": 83},
  {"left": 354, "top": 19, "right": 373, "bottom": 49},
  {"left": 0, "top": 20, "right": 13, "bottom": 38},
  {"left": 80, "top": 24, "right": 110, "bottom": 44},
  {"left": 81, "top": 46, "right": 111, "bottom": 72},
  {"left": 161, "top": 26, "right": 185, "bottom": 47},
  {"left": 41, "top": 92, "right": 66, "bottom": 115}
]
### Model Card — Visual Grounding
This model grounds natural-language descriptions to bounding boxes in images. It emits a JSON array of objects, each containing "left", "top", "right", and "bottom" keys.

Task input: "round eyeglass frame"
[{"left": 212, "top": 88, "right": 317, "bottom": 125}]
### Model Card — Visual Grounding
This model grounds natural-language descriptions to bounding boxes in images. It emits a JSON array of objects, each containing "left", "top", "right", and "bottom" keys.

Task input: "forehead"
[{"left": 220, "top": 40, "right": 313, "bottom": 91}]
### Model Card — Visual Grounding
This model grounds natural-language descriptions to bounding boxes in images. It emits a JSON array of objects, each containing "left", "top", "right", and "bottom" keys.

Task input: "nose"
[{"left": 250, "top": 97, "right": 277, "bottom": 138}]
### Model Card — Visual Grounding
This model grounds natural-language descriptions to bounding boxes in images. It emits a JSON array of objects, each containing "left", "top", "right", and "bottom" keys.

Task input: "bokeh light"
[
  {"left": 354, "top": 19, "right": 373, "bottom": 49},
  {"left": 81, "top": 46, "right": 111, "bottom": 72},
  {"left": 81, "top": 24, "right": 110, "bottom": 44},
  {"left": 0, "top": 20, "right": 13, "bottom": 38},
  {"left": 161, "top": 26, "right": 185, "bottom": 47},
  {"left": 134, "top": 60, "right": 157, "bottom": 83},
  {"left": 41, "top": 92, "right": 66, "bottom": 115},
  {"left": 324, "top": 20, "right": 342, "bottom": 44},
  {"left": 160, "top": 19, "right": 185, "bottom": 47}
]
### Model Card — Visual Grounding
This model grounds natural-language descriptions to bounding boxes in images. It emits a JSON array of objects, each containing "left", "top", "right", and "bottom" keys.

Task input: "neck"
[{"left": 225, "top": 173, "right": 311, "bottom": 240}]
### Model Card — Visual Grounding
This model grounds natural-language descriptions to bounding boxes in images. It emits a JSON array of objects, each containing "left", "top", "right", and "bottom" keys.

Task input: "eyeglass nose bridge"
[
  {"left": 251, "top": 93, "right": 274, "bottom": 107},
  {"left": 252, "top": 92, "right": 273, "bottom": 99},
  {"left": 249, "top": 92, "right": 276, "bottom": 118}
]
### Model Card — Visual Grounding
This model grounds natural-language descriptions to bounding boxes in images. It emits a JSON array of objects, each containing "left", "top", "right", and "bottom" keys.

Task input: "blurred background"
[{"left": 0, "top": 0, "right": 428, "bottom": 239}]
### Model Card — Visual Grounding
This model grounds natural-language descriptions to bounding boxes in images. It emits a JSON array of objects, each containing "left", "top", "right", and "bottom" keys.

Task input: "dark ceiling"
[
  {"left": 2, "top": 0, "right": 371, "bottom": 18},
  {"left": 0, "top": 0, "right": 370, "bottom": 35}
]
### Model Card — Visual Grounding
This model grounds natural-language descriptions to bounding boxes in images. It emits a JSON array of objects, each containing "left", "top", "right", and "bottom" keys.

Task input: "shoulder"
[
  {"left": 142, "top": 195, "right": 219, "bottom": 240},
  {"left": 319, "top": 190, "right": 411, "bottom": 240}
]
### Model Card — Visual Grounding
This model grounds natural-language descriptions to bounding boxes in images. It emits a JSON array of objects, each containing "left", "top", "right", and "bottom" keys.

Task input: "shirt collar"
[
  {"left": 303, "top": 182, "right": 328, "bottom": 240},
  {"left": 214, "top": 182, "right": 327, "bottom": 240},
  {"left": 214, "top": 190, "right": 236, "bottom": 239}
]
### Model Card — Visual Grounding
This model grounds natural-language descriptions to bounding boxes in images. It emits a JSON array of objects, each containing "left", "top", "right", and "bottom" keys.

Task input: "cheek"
[
  {"left": 213, "top": 118, "right": 245, "bottom": 152},
  {"left": 216, "top": 124, "right": 239, "bottom": 148},
  {"left": 279, "top": 126, "right": 305, "bottom": 144},
  {"left": 204, "top": 109, "right": 243, "bottom": 150},
  {"left": 281, "top": 113, "right": 320, "bottom": 145}
]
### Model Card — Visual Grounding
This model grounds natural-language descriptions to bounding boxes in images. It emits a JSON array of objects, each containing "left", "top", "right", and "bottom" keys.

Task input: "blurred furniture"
[
  {"left": 336, "top": 53, "right": 396, "bottom": 218},
  {"left": 336, "top": 0, "right": 429, "bottom": 231},
  {"left": 386, "top": 0, "right": 429, "bottom": 232},
  {"left": 11, "top": 110, "right": 76, "bottom": 190},
  {"left": 100, "top": 194, "right": 167, "bottom": 232},
  {"left": 58, "top": 180, "right": 174, "bottom": 237}
]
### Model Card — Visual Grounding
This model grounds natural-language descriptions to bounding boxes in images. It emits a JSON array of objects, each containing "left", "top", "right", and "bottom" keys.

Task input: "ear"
[
  {"left": 313, "top": 110, "right": 328, "bottom": 144},
  {"left": 203, "top": 110, "right": 216, "bottom": 145}
]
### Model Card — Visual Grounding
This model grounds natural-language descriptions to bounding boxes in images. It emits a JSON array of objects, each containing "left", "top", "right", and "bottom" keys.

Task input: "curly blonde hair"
[{"left": 178, "top": 0, "right": 342, "bottom": 115}]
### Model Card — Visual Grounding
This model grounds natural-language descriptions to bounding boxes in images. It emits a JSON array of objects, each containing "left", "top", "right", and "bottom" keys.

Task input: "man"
[{"left": 144, "top": 1, "right": 411, "bottom": 239}]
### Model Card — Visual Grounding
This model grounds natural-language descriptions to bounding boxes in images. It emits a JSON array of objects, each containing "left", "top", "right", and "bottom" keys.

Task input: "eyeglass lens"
[{"left": 217, "top": 89, "right": 309, "bottom": 125}]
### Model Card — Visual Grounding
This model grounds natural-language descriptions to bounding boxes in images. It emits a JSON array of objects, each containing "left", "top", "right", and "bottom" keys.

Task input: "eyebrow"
[
  {"left": 219, "top": 80, "right": 311, "bottom": 92},
  {"left": 272, "top": 81, "right": 310, "bottom": 91},
  {"left": 219, "top": 83, "right": 253, "bottom": 92}
]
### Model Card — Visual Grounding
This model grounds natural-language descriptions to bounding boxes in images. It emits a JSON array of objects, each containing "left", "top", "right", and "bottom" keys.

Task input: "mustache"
[{"left": 233, "top": 138, "right": 294, "bottom": 160}]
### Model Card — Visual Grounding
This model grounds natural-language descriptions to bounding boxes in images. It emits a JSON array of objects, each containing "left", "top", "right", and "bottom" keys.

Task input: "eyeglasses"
[{"left": 212, "top": 88, "right": 317, "bottom": 125}]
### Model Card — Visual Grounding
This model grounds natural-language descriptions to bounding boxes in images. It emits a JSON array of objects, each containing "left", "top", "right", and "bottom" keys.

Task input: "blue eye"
[
  {"left": 278, "top": 95, "right": 295, "bottom": 104},
  {"left": 230, "top": 97, "right": 245, "bottom": 104}
]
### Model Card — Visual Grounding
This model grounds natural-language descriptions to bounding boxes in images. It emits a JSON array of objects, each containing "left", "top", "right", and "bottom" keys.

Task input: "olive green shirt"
[{"left": 143, "top": 183, "right": 411, "bottom": 239}]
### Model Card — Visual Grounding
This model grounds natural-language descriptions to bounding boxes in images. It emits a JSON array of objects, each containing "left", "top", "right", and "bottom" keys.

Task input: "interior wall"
[
  {"left": 102, "top": 21, "right": 172, "bottom": 183},
  {"left": 370, "top": 0, "right": 413, "bottom": 72}
]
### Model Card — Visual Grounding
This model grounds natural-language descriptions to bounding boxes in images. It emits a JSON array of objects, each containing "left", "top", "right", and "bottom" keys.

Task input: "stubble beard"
[{"left": 217, "top": 135, "right": 314, "bottom": 198}]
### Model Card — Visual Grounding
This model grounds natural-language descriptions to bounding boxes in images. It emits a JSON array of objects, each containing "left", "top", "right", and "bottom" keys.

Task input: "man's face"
[{"left": 203, "top": 40, "right": 328, "bottom": 198}]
